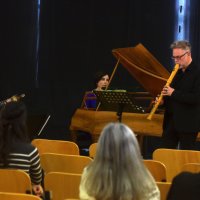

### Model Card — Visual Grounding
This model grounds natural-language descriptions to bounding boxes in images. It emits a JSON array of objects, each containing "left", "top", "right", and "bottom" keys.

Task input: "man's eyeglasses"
[{"left": 171, "top": 52, "right": 188, "bottom": 60}]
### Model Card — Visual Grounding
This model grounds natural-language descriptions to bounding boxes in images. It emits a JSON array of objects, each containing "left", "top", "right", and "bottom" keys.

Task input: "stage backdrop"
[{"left": 1, "top": 0, "right": 199, "bottom": 140}]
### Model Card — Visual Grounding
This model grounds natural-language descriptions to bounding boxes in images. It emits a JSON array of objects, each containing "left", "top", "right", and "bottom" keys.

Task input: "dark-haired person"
[
  {"left": 84, "top": 71, "right": 109, "bottom": 109},
  {"left": 167, "top": 171, "right": 200, "bottom": 200},
  {"left": 0, "top": 101, "right": 44, "bottom": 197},
  {"left": 160, "top": 40, "right": 200, "bottom": 150},
  {"left": 93, "top": 71, "right": 110, "bottom": 91},
  {"left": 77, "top": 71, "right": 110, "bottom": 153}
]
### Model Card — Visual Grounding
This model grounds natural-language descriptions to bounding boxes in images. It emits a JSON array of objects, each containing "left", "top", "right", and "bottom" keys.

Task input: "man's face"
[{"left": 172, "top": 48, "right": 191, "bottom": 68}]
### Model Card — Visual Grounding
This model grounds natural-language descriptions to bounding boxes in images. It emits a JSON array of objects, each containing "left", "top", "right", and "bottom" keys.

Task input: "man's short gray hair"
[{"left": 170, "top": 40, "right": 191, "bottom": 52}]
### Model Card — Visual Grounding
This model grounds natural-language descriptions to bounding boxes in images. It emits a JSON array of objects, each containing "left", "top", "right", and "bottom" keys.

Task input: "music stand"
[{"left": 93, "top": 90, "right": 144, "bottom": 122}]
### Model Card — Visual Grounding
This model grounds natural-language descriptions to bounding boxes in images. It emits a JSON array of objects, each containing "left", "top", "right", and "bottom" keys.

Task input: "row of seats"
[
  {"left": 40, "top": 153, "right": 93, "bottom": 175},
  {"left": 0, "top": 139, "right": 86, "bottom": 200},
  {"left": 40, "top": 152, "right": 200, "bottom": 182},
  {"left": 31, "top": 139, "right": 200, "bottom": 200},
  {"left": 0, "top": 168, "right": 172, "bottom": 200},
  {"left": 88, "top": 143, "right": 200, "bottom": 182},
  {"left": 0, "top": 192, "right": 41, "bottom": 200},
  {"left": 31, "top": 139, "right": 200, "bottom": 180},
  {"left": 0, "top": 169, "right": 80, "bottom": 200},
  {"left": 31, "top": 139, "right": 80, "bottom": 156},
  {"left": 31, "top": 138, "right": 96, "bottom": 158},
  {"left": 153, "top": 148, "right": 200, "bottom": 181},
  {"left": 0, "top": 168, "right": 174, "bottom": 200},
  {"left": 40, "top": 152, "right": 166, "bottom": 181},
  {"left": 2, "top": 139, "right": 200, "bottom": 199}
]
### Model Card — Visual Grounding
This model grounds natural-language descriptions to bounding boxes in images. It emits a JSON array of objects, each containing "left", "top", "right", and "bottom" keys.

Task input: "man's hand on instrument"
[
  {"left": 152, "top": 95, "right": 164, "bottom": 105},
  {"left": 162, "top": 86, "right": 174, "bottom": 96}
]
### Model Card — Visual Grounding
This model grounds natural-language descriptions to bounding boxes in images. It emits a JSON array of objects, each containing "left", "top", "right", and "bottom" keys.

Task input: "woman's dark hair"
[
  {"left": 93, "top": 71, "right": 109, "bottom": 87},
  {"left": 0, "top": 101, "right": 28, "bottom": 166}
]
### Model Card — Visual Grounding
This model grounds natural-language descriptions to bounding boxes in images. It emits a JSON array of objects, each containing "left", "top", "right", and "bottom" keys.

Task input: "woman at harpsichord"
[{"left": 83, "top": 71, "right": 110, "bottom": 109}]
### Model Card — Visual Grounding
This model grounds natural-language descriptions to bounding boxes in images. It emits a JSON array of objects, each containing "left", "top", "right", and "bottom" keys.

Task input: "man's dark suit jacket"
[{"left": 163, "top": 62, "right": 200, "bottom": 132}]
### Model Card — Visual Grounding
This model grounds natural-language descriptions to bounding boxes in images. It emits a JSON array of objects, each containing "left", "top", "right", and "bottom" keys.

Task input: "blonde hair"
[{"left": 81, "top": 122, "right": 158, "bottom": 200}]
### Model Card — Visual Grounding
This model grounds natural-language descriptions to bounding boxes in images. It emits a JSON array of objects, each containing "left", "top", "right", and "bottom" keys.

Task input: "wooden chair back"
[
  {"left": 143, "top": 159, "right": 167, "bottom": 182},
  {"left": 153, "top": 148, "right": 200, "bottom": 181},
  {"left": 181, "top": 163, "right": 200, "bottom": 173},
  {"left": 89, "top": 142, "right": 97, "bottom": 158},
  {"left": 0, "top": 169, "right": 32, "bottom": 194},
  {"left": 44, "top": 172, "right": 81, "bottom": 200},
  {"left": 31, "top": 139, "right": 79, "bottom": 155},
  {"left": 0, "top": 192, "right": 41, "bottom": 200},
  {"left": 40, "top": 153, "right": 93, "bottom": 174},
  {"left": 156, "top": 181, "right": 171, "bottom": 200}
]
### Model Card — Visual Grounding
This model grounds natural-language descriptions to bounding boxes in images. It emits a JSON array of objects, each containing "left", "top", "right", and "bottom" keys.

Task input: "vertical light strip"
[
  {"left": 175, "top": 0, "right": 190, "bottom": 41},
  {"left": 35, "top": 0, "right": 41, "bottom": 87}
]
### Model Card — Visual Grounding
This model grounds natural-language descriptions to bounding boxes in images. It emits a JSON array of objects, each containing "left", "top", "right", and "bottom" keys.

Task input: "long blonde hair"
[{"left": 82, "top": 122, "right": 158, "bottom": 200}]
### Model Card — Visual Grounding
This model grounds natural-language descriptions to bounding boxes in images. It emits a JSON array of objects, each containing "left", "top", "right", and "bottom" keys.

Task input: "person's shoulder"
[
  {"left": 86, "top": 91, "right": 96, "bottom": 97},
  {"left": 173, "top": 171, "right": 200, "bottom": 182},
  {"left": 19, "top": 141, "right": 37, "bottom": 152},
  {"left": 25, "top": 143, "right": 40, "bottom": 157},
  {"left": 188, "top": 62, "right": 200, "bottom": 76},
  {"left": 190, "top": 62, "right": 200, "bottom": 71},
  {"left": 11, "top": 140, "right": 38, "bottom": 155}
]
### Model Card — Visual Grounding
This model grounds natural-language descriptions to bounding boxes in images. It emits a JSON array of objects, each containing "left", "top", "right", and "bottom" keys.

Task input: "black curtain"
[
  {"left": 1, "top": 0, "right": 175, "bottom": 140},
  {"left": 0, "top": 0, "right": 38, "bottom": 96}
]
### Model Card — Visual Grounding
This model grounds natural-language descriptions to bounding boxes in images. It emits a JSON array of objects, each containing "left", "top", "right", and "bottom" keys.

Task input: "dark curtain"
[
  {"left": 1, "top": 0, "right": 175, "bottom": 140},
  {"left": 38, "top": 0, "right": 175, "bottom": 140},
  {"left": 0, "top": 0, "right": 38, "bottom": 96},
  {"left": 190, "top": 0, "right": 200, "bottom": 67}
]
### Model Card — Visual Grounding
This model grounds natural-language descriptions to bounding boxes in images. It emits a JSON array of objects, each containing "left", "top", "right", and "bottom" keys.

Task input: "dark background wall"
[{"left": 0, "top": 0, "right": 199, "bottom": 140}]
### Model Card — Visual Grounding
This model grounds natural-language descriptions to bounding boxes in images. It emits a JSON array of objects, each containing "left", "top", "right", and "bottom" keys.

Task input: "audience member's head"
[
  {"left": 0, "top": 101, "right": 28, "bottom": 165},
  {"left": 167, "top": 171, "right": 200, "bottom": 200},
  {"left": 0, "top": 101, "right": 44, "bottom": 197},
  {"left": 79, "top": 122, "right": 160, "bottom": 200}
]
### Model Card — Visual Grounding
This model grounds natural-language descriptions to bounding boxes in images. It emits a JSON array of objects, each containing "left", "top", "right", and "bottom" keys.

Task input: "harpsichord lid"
[{"left": 112, "top": 43, "right": 170, "bottom": 97}]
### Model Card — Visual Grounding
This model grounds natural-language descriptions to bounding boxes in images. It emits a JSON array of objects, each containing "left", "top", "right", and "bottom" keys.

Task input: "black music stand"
[{"left": 93, "top": 90, "right": 144, "bottom": 122}]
